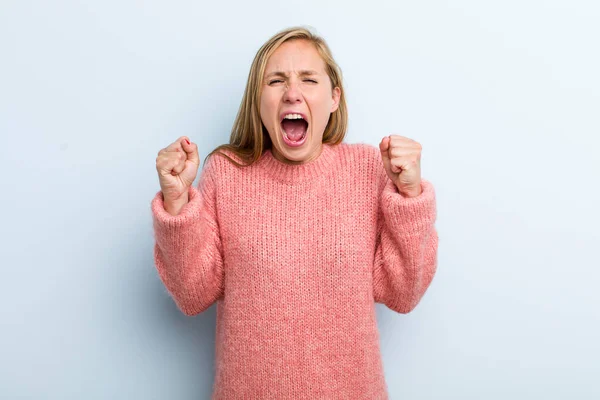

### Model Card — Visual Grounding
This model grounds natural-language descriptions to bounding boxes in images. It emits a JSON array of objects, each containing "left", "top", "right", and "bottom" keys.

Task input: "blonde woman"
[{"left": 152, "top": 26, "right": 438, "bottom": 399}]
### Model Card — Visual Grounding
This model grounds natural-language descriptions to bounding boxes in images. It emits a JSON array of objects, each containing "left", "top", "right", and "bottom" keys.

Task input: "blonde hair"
[{"left": 204, "top": 26, "right": 348, "bottom": 168}]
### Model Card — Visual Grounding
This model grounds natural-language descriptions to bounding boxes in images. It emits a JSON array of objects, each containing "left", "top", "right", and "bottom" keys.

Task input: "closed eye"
[{"left": 268, "top": 79, "right": 318, "bottom": 85}]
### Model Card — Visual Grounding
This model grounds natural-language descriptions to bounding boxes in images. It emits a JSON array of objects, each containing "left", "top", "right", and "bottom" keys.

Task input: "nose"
[{"left": 282, "top": 80, "right": 302, "bottom": 103}]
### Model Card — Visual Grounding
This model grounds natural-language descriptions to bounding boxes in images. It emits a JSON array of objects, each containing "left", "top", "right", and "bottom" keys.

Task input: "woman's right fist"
[{"left": 155, "top": 136, "right": 200, "bottom": 204}]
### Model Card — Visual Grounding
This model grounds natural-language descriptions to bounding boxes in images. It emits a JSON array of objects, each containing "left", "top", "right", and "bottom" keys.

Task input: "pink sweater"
[{"left": 151, "top": 142, "right": 438, "bottom": 399}]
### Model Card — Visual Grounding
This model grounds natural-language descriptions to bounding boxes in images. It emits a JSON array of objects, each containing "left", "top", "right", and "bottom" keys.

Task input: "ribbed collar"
[{"left": 257, "top": 143, "right": 338, "bottom": 184}]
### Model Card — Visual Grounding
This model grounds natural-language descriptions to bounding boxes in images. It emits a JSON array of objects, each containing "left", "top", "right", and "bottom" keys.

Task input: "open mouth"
[{"left": 280, "top": 114, "right": 308, "bottom": 145}]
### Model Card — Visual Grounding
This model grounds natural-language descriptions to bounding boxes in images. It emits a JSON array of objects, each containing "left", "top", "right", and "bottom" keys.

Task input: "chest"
[{"left": 217, "top": 176, "right": 378, "bottom": 279}]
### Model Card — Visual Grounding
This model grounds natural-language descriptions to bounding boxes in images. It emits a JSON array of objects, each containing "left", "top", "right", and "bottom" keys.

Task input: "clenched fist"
[
  {"left": 155, "top": 136, "right": 199, "bottom": 214},
  {"left": 379, "top": 135, "right": 423, "bottom": 198}
]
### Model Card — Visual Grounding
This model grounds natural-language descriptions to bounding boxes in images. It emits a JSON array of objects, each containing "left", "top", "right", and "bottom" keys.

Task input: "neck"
[
  {"left": 271, "top": 144, "right": 323, "bottom": 165},
  {"left": 258, "top": 142, "right": 338, "bottom": 184}
]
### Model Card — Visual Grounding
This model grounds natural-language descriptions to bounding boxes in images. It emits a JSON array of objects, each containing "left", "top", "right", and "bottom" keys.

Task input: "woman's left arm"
[
  {"left": 372, "top": 136, "right": 439, "bottom": 313},
  {"left": 373, "top": 178, "right": 438, "bottom": 313}
]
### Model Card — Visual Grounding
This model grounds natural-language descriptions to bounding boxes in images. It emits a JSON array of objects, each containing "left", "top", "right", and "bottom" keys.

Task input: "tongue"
[{"left": 281, "top": 119, "right": 307, "bottom": 141}]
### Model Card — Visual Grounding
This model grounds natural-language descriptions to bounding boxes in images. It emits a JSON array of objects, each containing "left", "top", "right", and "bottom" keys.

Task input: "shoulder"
[
  {"left": 194, "top": 149, "right": 240, "bottom": 197},
  {"left": 334, "top": 141, "right": 381, "bottom": 163},
  {"left": 332, "top": 141, "right": 386, "bottom": 187},
  {"left": 201, "top": 148, "right": 244, "bottom": 178},
  {"left": 333, "top": 141, "right": 383, "bottom": 174}
]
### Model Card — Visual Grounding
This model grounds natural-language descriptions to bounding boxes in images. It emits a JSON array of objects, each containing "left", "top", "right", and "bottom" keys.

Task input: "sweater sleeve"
[
  {"left": 372, "top": 165, "right": 439, "bottom": 314},
  {"left": 150, "top": 157, "right": 224, "bottom": 316}
]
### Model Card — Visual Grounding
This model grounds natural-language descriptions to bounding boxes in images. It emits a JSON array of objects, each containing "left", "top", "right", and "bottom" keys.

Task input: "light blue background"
[{"left": 1, "top": 1, "right": 599, "bottom": 399}]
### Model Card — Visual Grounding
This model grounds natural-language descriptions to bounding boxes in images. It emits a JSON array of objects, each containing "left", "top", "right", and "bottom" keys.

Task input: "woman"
[{"left": 152, "top": 26, "right": 438, "bottom": 399}]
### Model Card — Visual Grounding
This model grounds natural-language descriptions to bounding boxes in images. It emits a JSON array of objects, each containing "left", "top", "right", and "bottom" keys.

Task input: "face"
[{"left": 260, "top": 39, "right": 341, "bottom": 164}]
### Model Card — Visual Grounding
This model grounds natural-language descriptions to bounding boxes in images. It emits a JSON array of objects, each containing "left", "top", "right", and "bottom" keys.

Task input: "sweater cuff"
[
  {"left": 381, "top": 178, "right": 437, "bottom": 236},
  {"left": 151, "top": 185, "right": 202, "bottom": 229}
]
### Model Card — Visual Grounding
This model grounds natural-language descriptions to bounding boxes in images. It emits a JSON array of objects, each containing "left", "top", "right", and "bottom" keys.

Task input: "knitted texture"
[{"left": 151, "top": 142, "right": 438, "bottom": 399}]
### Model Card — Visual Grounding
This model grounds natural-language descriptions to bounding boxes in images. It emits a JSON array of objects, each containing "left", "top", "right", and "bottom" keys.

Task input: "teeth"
[{"left": 283, "top": 113, "right": 304, "bottom": 120}]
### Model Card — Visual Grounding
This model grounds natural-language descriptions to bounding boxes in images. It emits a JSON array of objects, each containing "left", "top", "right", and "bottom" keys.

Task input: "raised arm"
[
  {"left": 151, "top": 140, "right": 224, "bottom": 316},
  {"left": 372, "top": 138, "right": 439, "bottom": 313},
  {"left": 372, "top": 176, "right": 438, "bottom": 313}
]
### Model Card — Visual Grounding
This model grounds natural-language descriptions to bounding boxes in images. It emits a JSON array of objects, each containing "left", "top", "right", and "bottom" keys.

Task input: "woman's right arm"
[{"left": 151, "top": 140, "right": 224, "bottom": 316}]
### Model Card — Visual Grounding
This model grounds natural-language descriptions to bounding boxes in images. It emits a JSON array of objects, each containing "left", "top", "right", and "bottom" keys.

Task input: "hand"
[
  {"left": 155, "top": 136, "right": 200, "bottom": 203},
  {"left": 379, "top": 135, "right": 422, "bottom": 197}
]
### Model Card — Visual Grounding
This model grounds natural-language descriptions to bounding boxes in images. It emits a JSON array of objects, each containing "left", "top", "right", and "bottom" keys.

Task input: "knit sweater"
[{"left": 150, "top": 142, "right": 438, "bottom": 399}]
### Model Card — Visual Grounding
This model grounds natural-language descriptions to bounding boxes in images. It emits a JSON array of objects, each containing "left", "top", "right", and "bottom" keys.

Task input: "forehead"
[{"left": 264, "top": 40, "right": 326, "bottom": 74}]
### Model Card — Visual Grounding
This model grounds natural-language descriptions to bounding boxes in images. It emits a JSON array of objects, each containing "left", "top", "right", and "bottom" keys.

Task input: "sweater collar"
[{"left": 258, "top": 143, "right": 338, "bottom": 184}]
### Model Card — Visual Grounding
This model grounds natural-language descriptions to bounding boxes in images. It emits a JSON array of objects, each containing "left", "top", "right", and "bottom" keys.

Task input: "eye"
[
  {"left": 304, "top": 79, "right": 317, "bottom": 83},
  {"left": 268, "top": 79, "right": 283, "bottom": 85}
]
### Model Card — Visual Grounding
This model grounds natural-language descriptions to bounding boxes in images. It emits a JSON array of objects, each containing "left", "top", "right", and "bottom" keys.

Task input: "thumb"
[
  {"left": 182, "top": 137, "right": 199, "bottom": 166},
  {"left": 379, "top": 135, "right": 390, "bottom": 154},
  {"left": 379, "top": 136, "right": 392, "bottom": 172}
]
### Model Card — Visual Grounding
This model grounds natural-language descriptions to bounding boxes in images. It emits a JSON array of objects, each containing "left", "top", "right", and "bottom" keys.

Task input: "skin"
[
  {"left": 156, "top": 43, "right": 425, "bottom": 218},
  {"left": 259, "top": 39, "right": 424, "bottom": 197},
  {"left": 260, "top": 39, "right": 341, "bottom": 165},
  {"left": 379, "top": 135, "right": 423, "bottom": 198}
]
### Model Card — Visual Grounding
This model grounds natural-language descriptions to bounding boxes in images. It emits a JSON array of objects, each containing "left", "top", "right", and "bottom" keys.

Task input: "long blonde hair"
[{"left": 204, "top": 26, "right": 348, "bottom": 168}]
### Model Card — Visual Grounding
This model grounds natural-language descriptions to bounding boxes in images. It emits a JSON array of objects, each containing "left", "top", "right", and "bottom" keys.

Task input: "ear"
[{"left": 330, "top": 87, "right": 341, "bottom": 113}]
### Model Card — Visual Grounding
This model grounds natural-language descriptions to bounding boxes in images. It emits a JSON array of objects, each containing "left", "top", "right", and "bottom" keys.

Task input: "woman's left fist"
[{"left": 379, "top": 135, "right": 422, "bottom": 197}]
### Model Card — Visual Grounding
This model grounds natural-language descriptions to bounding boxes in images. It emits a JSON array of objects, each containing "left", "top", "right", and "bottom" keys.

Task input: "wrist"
[
  {"left": 396, "top": 184, "right": 422, "bottom": 198},
  {"left": 164, "top": 191, "right": 190, "bottom": 216}
]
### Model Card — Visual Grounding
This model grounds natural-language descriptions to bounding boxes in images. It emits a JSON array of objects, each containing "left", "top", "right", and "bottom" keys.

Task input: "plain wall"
[{"left": 1, "top": 0, "right": 598, "bottom": 398}]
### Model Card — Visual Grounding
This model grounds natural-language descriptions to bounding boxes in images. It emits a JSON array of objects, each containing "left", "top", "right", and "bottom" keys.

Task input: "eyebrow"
[{"left": 265, "top": 70, "right": 319, "bottom": 79}]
